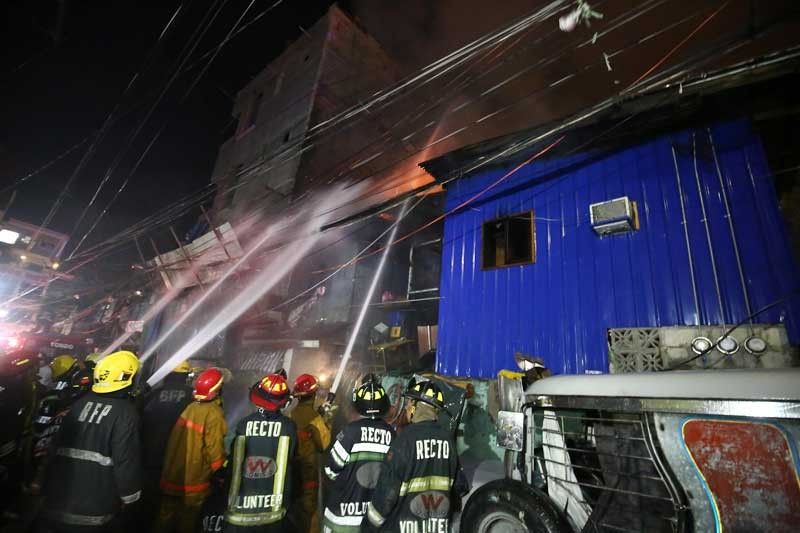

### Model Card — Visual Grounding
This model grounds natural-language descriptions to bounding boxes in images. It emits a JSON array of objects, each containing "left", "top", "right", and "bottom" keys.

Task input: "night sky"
[
  {"left": 3, "top": 0, "right": 799, "bottom": 277},
  {"left": 1, "top": 0, "right": 338, "bottom": 261}
]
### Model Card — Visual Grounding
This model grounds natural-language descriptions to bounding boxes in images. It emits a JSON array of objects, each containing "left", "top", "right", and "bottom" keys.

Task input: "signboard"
[{"left": 150, "top": 223, "right": 245, "bottom": 289}]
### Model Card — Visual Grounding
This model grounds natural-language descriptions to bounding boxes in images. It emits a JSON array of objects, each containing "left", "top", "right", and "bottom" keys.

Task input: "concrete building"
[{"left": 209, "top": 4, "right": 401, "bottom": 226}]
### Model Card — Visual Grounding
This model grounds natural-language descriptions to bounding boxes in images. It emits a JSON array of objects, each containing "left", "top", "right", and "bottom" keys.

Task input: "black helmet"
[
  {"left": 353, "top": 379, "right": 390, "bottom": 418},
  {"left": 405, "top": 379, "right": 445, "bottom": 410}
]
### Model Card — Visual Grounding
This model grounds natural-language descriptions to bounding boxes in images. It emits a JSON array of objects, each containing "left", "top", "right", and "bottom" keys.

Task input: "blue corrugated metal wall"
[{"left": 436, "top": 120, "right": 800, "bottom": 378}]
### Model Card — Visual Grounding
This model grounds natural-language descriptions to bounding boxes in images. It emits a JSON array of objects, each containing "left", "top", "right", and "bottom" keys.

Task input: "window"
[{"left": 482, "top": 211, "right": 535, "bottom": 269}]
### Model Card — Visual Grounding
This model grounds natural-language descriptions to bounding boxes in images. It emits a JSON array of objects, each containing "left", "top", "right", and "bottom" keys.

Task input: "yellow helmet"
[
  {"left": 172, "top": 360, "right": 191, "bottom": 373},
  {"left": 50, "top": 355, "right": 77, "bottom": 379},
  {"left": 85, "top": 352, "right": 102, "bottom": 364},
  {"left": 93, "top": 351, "right": 139, "bottom": 393}
]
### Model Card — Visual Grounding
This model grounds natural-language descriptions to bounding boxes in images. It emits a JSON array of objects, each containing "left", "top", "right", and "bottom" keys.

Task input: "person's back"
[
  {"left": 156, "top": 367, "right": 227, "bottom": 533},
  {"left": 289, "top": 374, "right": 331, "bottom": 533},
  {"left": 40, "top": 351, "right": 142, "bottom": 532},
  {"left": 365, "top": 381, "right": 464, "bottom": 533},
  {"left": 140, "top": 367, "right": 193, "bottom": 530},
  {"left": 159, "top": 399, "right": 226, "bottom": 498},
  {"left": 323, "top": 378, "right": 394, "bottom": 532},
  {"left": 224, "top": 373, "right": 297, "bottom": 532},
  {"left": 142, "top": 370, "right": 193, "bottom": 472}
]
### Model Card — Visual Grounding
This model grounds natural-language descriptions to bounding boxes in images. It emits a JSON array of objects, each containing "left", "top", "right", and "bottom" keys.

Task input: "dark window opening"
[
  {"left": 482, "top": 211, "right": 535, "bottom": 269},
  {"left": 245, "top": 92, "right": 263, "bottom": 129}
]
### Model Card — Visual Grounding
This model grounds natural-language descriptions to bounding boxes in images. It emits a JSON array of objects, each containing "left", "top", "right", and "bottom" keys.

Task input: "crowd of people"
[{"left": 0, "top": 349, "right": 468, "bottom": 532}]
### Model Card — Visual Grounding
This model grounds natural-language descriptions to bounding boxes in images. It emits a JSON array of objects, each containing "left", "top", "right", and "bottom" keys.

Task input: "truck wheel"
[{"left": 460, "top": 479, "right": 572, "bottom": 533}]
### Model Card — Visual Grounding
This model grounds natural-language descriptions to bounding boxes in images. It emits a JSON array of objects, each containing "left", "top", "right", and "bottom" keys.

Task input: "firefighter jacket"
[
  {"left": 42, "top": 390, "right": 142, "bottom": 527},
  {"left": 223, "top": 409, "right": 297, "bottom": 527},
  {"left": 141, "top": 375, "right": 193, "bottom": 471},
  {"left": 290, "top": 398, "right": 331, "bottom": 492},
  {"left": 322, "top": 418, "right": 395, "bottom": 532},
  {"left": 365, "top": 420, "right": 460, "bottom": 533},
  {"left": 160, "top": 398, "right": 227, "bottom": 500}
]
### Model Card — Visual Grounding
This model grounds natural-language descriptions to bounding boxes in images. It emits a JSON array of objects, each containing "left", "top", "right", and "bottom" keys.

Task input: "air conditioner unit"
[{"left": 590, "top": 196, "right": 634, "bottom": 235}]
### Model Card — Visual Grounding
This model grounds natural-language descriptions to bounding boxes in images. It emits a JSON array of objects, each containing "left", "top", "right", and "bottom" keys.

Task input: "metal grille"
[
  {"left": 531, "top": 408, "right": 683, "bottom": 532},
  {"left": 608, "top": 328, "right": 663, "bottom": 373},
  {"left": 590, "top": 197, "right": 630, "bottom": 223}
]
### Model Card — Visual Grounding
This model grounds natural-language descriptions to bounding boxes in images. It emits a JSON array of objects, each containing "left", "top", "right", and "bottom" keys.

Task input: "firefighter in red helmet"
[
  {"left": 222, "top": 373, "right": 298, "bottom": 532},
  {"left": 289, "top": 373, "right": 331, "bottom": 532},
  {"left": 155, "top": 367, "right": 227, "bottom": 533}
]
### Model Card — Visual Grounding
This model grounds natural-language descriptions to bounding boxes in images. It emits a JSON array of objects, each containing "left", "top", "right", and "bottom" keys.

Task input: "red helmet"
[
  {"left": 293, "top": 373, "right": 319, "bottom": 397},
  {"left": 194, "top": 368, "right": 224, "bottom": 401},
  {"left": 250, "top": 373, "right": 290, "bottom": 411}
]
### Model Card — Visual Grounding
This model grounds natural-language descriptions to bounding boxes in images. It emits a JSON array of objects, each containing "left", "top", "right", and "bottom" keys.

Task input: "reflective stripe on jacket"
[
  {"left": 365, "top": 420, "right": 460, "bottom": 532},
  {"left": 160, "top": 399, "right": 227, "bottom": 498},
  {"left": 323, "top": 418, "right": 395, "bottom": 531},
  {"left": 42, "top": 391, "right": 142, "bottom": 525},
  {"left": 224, "top": 410, "right": 297, "bottom": 526}
]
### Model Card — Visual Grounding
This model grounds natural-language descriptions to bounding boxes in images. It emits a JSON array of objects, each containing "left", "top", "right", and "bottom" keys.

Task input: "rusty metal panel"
[{"left": 682, "top": 419, "right": 800, "bottom": 532}]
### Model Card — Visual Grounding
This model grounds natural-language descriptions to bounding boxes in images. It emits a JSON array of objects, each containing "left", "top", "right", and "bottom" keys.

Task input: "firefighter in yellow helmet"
[
  {"left": 84, "top": 352, "right": 103, "bottom": 373},
  {"left": 155, "top": 367, "right": 227, "bottom": 533},
  {"left": 289, "top": 374, "right": 331, "bottom": 533},
  {"left": 50, "top": 354, "right": 77, "bottom": 381},
  {"left": 39, "top": 351, "right": 143, "bottom": 532}
]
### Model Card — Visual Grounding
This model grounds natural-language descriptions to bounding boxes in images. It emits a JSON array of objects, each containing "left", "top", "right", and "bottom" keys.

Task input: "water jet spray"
[{"left": 330, "top": 199, "right": 410, "bottom": 396}]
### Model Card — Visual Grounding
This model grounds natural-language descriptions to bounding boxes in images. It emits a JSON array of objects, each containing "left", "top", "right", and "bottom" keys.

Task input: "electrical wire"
[
  {"left": 66, "top": 0, "right": 229, "bottom": 258},
  {"left": 15, "top": 3, "right": 792, "bottom": 286},
  {"left": 30, "top": 3, "right": 188, "bottom": 246},
  {"left": 0, "top": 136, "right": 91, "bottom": 195}
]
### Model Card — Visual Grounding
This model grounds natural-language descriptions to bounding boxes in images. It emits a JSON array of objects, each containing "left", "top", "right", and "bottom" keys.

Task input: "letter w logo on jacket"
[
  {"left": 420, "top": 494, "right": 445, "bottom": 511},
  {"left": 245, "top": 456, "right": 276, "bottom": 479}
]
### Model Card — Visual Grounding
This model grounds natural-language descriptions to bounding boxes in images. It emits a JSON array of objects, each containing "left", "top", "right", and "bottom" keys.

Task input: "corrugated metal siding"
[{"left": 437, "top": 120, "right": 800, "bottom": 378}]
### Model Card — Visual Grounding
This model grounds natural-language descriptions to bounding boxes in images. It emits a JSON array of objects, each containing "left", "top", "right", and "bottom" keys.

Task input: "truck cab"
[{"left": 460, "top": 369, "right": 800, "bottom": 532}]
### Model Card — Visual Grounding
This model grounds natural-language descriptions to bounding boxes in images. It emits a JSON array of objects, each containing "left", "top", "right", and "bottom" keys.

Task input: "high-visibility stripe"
[
  {"left": 366, "top": 502, "right": 385, "bottom": 527},
  {"left": 303, "top": 480, "right": 319, "bottom": 490},
  {"left": 330, "top": 448, "right": 346, "bottom": 468},
  {"left": 160, "top": 479, "right": 210, "bottom": 493},
  {"left": 348, "top": 451, "right": 386, "bottom": 463},
  {"left": 323, "top": 507, "right": 363, "bottom": 526},
  {"left": 227, "top": 436, "right": 246, "bottom": 512},
  {"left": 120, "top": 490, "right": 141, "bottom": 504},
  {"left": 56, "top": 447, "right": 113, "bottom": 466},
  {"left": 399, "top": 475, "right": 453, "bottom": 496},
  {"left": 351, "top": 442, "right": 390, "bottom": 454},
  {"left": 225, "top": 509, "right": 285, "bottom": 526},
  {"left": 332, "top": 440, "right": 350, "bottom": 464},
  {"left": 210, "top": 457, "right": 225, "bottom": 471},
  {"left": 176, "top": 417, "right": 204, "bottom": 433},
  {"left": 271, "top": 435, "right": 290, "bottom": 512},
  {"left": 46, "top": 510, "right": 115, "bottom": 526},
  {"left": 324, "top": 466, "right": 339, "bottom": 481}
]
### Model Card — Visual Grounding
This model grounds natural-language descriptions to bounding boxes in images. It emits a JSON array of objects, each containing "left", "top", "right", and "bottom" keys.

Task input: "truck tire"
[{"left": 460, "top": 479, "right": 572, "bottom": 533}]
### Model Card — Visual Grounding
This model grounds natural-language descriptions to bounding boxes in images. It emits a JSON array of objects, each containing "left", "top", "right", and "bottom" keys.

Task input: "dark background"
[{"left": 2, "top": 0, "right": 799, "bottom": 277}]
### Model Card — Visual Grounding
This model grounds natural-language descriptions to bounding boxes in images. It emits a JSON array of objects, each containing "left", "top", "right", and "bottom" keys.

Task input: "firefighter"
[
  {"left": 0, "top": 350, "right": 36, "bottom": 521},
  {"left": 139, "top": 359, "right": 194, "bottom": 530},
  {"left": 289, "top": 373, "right": 331, "bottom": 533},
  {"left": 321, "top": 376, "right": 394, "bottom": 532},
  {"left": 84, "top": 353, "right": 102, "bottom": 374},
  {"left": 223, "top": 373, "right": 297, "bottom": 532},
  {"left": 155, "top": 367, "right": 227, "bottom": 533},
  {"left": 364, "top": 380, "right": 466, "bottom": 533},
  {"left": 38, "top": 350, "right": 143, "bottom": 532},
  {"left": 29, "top": 359, "right": 92, "bottom": 493}
]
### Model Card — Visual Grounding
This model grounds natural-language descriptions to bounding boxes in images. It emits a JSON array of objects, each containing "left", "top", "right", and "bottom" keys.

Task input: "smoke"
[{"left": 146, "top": 183, "right": 364, "bottom": 386}]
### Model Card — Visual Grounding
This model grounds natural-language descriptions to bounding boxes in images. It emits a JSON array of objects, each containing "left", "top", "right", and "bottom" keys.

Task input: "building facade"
[{"left": 423, "top": 58, "right": 800, "bottom": 378}]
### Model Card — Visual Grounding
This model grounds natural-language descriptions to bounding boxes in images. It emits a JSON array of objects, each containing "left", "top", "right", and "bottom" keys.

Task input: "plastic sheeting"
[{"left": 437, "top": 120, "right": 800, "bottom": 378}]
